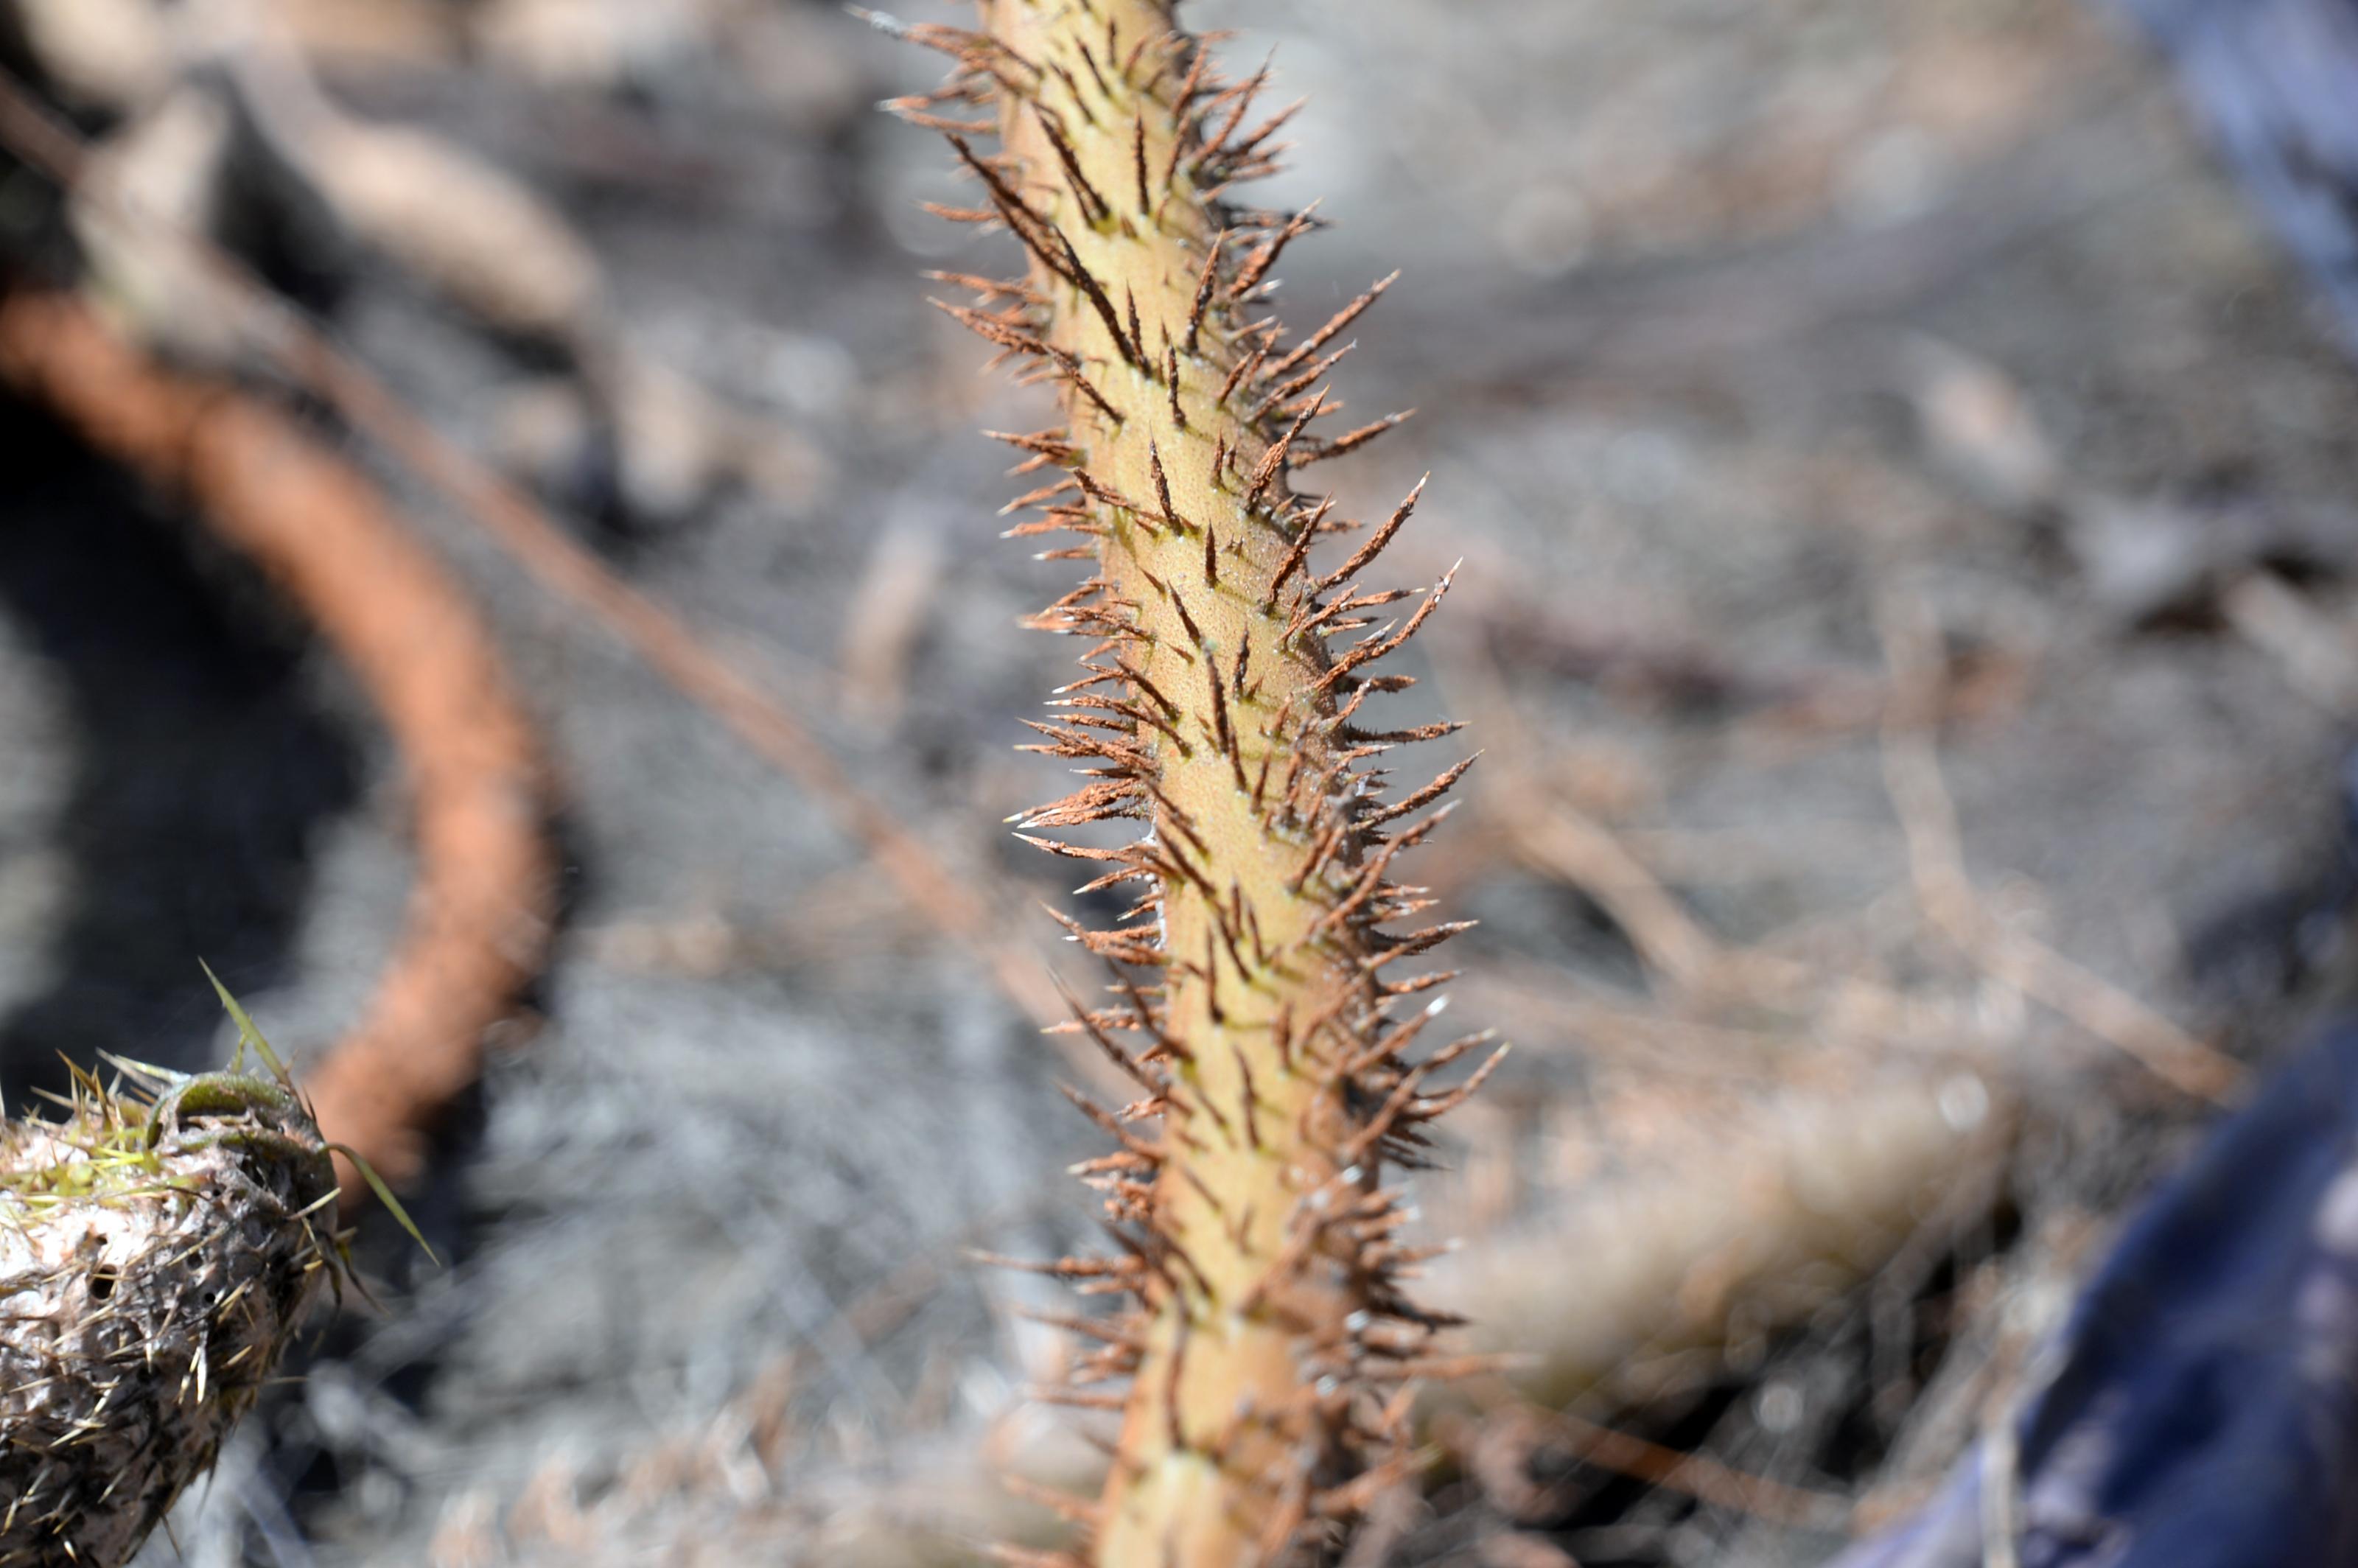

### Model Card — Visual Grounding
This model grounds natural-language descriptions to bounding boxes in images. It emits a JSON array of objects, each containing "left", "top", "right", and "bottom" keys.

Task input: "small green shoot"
[
  {"left": 200, "top": 958, "right": 290, "bottom": 1080},
  {"left": 329, "top": 1139, "right": 438, "bottom": 1266},
  {"left": 197, "top": 962, "right": 438, "bottom": 1267}
]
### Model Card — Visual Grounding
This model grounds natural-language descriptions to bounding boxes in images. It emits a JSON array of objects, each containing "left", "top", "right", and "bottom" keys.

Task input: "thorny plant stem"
[{"left": 904, "top": 4, "right": 1495, "bottom": 1564}]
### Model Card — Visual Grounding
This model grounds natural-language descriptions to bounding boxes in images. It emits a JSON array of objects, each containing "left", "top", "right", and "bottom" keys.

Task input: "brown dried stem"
[
  {"left": 0, "top": 289, "right": 554, "bottom": 1200},
  {"left": 0, "top": 67, "right": 1072, "bottom": 1046},
  {"left": 1873, "top": 587, "right": 2242, "bottom": 1104}
]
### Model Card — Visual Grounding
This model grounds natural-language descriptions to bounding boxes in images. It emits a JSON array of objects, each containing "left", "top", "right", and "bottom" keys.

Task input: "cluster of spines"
[
  {"left": 881, "top": 4, "right": 1497, "bottom": 1562},
  {"left": 0, "top": 1057, "right": 339, "bottom": 1566}
]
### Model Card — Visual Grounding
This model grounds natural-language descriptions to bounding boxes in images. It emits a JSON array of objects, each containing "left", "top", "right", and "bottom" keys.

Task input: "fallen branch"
[
  {"left": 0, "top": 66, "right": 1075, "bottom": 1046},
  {"left": 0, "top": 289, "right": 554, "bottom": 1199}
]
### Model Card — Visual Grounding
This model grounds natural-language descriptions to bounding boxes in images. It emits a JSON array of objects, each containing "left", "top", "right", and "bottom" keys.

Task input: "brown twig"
[
  {"left": 1544, "top": 1407, "right": 1852, "bottom": 1533},
  {"left": 0, "top": 66, "right": 1071, "bottom": 1042},
  {"left": 0, "top": 289, "right": 553, "bottom": 1202},
  {"left": 298, "top": 338, "right": 1060, "bottom": 1033},
  {"left": 1459, "top": 1403, "right": 1853, "bottom": 1535},
  {"left": 1442, "top": 636, "right": 1853, "bottom": 1016},
  {"left": 1493, "top": 777, "right": 1727, "bottom": 993},
  {"left": 1873, "top": 586, "right": 2242, "bottom": 1104}
]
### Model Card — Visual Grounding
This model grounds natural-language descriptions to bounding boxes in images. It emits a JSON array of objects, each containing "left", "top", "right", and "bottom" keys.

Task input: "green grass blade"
[
  {"left": 327, "top": 1142, "right": 439, "bottom": 1267},
  {"left": 199, "top": 960, "right": 291, "bottom": 1081}
]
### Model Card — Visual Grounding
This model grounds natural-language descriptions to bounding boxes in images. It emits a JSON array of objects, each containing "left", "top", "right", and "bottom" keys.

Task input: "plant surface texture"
[{"left": 903, "top": 3, "right": 1497, "bottom": 1561}]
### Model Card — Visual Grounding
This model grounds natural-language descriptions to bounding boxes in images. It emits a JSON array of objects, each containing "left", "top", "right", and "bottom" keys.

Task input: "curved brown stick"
[
  {"left": 0, "top": 289, "right": 554, "bottom": 1203},
  {"left": 0, "top": 69, "right": 1074, "bottom": 1051}
]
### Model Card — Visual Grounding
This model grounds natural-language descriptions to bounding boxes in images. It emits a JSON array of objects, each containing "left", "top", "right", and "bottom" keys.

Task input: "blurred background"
[{"left": 1, "top": 0, "right": 2357, "bottom": 1564}]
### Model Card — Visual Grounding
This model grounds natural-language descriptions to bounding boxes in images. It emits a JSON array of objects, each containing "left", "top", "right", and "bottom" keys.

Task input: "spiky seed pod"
[
  {"left": 895, "top": 5, "right": 1497, "bottom": 1563},
  {"left": 0, "top": 1063, "right": 338, "bottom": 1567}
]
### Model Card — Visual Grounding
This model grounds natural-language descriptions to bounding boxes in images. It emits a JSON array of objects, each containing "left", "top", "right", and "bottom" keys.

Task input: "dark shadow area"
[{"left": 0, "top": 389, "right": 360, "bottom": 1106}]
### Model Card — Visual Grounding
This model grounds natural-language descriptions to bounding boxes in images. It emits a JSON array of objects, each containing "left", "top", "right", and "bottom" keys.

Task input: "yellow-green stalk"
[{"left": 888, "top": 5, "right": 1497, "bottom": 1562}]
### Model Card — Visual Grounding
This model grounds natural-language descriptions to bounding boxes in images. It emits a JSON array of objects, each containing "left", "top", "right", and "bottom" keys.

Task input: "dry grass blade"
[{"left": 1873, "top": 587, "right": 2242, "bottom": 1104}]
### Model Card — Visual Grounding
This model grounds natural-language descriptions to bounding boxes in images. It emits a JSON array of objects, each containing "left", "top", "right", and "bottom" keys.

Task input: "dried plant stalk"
[
  {"left": 0, "top": 290, "right": 554, "bottom": 1202},
  {"left": 898, "top": 5, "right": 1492, "bottom": 1563}
]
